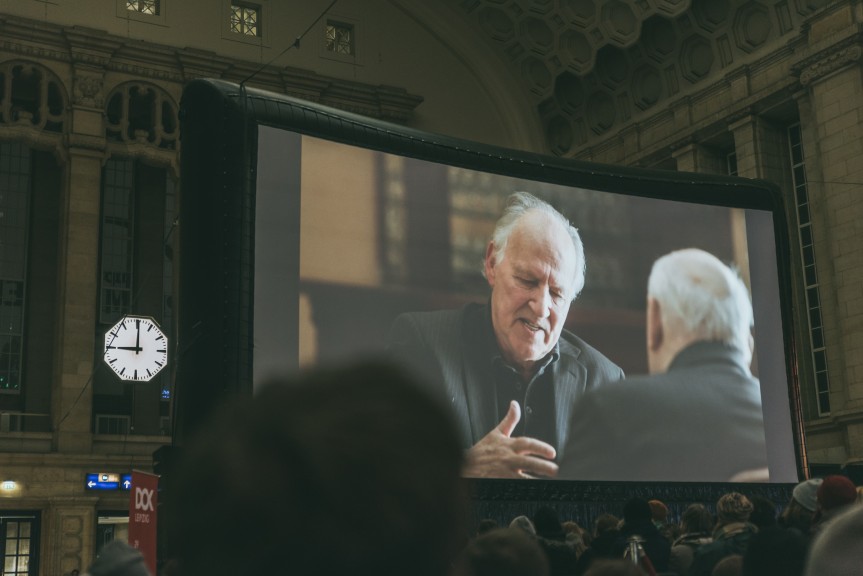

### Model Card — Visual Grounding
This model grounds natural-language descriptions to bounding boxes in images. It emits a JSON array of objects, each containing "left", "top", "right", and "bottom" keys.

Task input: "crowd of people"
[
  {"left": 460, "top": 478, "right": 863, "bottom": 576},
  {"left": 74, "top": 354, "right": 862, "bottom": 576}
]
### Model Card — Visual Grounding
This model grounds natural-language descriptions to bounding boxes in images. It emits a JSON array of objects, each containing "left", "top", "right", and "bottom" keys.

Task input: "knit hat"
[
  {"left": 792, "top": 478, "right": 822, "bottom": 512},
  {"left": 816, "top": 475, "right": 858, "bottom": 511},
  {"left": 717, "top": 492, "right": 753, "bottom": 523},
  {"left": 87, "top": 541, "right": 150, "bottom": 576}
]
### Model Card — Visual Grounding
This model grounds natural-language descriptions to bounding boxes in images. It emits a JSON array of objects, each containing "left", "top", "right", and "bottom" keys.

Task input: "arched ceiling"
[{"left": 442, "top": 0, "right": 830, "bottom": 155}]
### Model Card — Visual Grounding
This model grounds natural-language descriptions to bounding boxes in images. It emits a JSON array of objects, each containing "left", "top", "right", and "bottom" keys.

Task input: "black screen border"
[{"left": 177, "top": 79, "right": 805, "bottom": 503}]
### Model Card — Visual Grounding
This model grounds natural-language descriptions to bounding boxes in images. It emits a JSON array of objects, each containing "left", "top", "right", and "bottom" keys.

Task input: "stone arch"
[
  {"left": 104, "top": 81, "right": 179, "bottom": 150},
  {"left": 0, "top": 60, "right": 68, "bottom": 133}
]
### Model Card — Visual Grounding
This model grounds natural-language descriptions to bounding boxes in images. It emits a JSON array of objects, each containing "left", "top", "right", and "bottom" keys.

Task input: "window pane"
[
  {"left": 231, "top": 4, "right": 261, "bottom": 36},
  {"left": 99, "top": 158, "right": 135, "bottom": 324},
  {"left": 812, "top": 326, "right": 823, "bottom": 349},
  {"left": 798, "top": 202, "right": 809, "bottom": 224},
  {"left": 814, "top": 350, "right": 827, "bottom": 373},
  {"left": 325, "top": 21, "right": 354, "bottom": 55},
  {"left": 0, "top": 142, "right": 29, "bottom": 395},
  {"left": 818, "top": 391, "right": 831, "bottom": 414}
]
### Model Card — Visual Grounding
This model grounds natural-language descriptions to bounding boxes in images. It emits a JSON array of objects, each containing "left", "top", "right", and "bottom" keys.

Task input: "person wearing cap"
[
  {"left": 811, "top": 474, "right": 858, "bottom": 533},
  {"left": 779, "top": 477, "right": 821, "bottom": 538},
  {"left": 686, "top": 492, "right": 758, "bottom": 576}
]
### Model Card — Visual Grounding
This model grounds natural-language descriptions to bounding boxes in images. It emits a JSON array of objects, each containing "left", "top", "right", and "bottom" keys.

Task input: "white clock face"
[{"left": 103, "top": 316, "right": 168, "bottom": 382}]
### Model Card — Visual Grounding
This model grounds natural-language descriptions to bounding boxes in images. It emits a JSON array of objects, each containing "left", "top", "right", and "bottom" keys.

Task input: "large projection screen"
[{"left": 178, "top": 79, "right": 804, "bottom": 489}]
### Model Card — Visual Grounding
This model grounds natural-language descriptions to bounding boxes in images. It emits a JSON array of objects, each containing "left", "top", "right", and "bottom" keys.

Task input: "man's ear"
[
  {"left": 647, "top": 297, "right": 663, "bottom": 352},
  {"left": 484, "top": 242, "right": 497, "bottom": 285}
]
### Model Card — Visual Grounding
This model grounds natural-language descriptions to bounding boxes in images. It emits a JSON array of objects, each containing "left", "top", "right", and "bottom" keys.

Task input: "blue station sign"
[{"left": 85, "top": 473, "right": 133, "bottom": 491}]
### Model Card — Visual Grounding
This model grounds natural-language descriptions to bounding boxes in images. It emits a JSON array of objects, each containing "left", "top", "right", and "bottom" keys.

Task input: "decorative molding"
[
  {"left": 72, "top": 73, "right": 104, "bottom": 108},
  {"left": 176, "top": 49, "right": 233, "bottom": 82},
  {"left": 280, "top": 66, "right": 424, "bottom": 124},
  {"left": 107, "top": 60, "right": 184, "bottom": 83},
  {"left": 106, "top": 141, "right": 180, "bottom": 178},
  {"left": 798, "top": 42, "right": 863, "bottom": 86},
  {"left": 0, "top": 125, "right": 64, "bottom": 157},
  {"left": 0, "top": 40, "right": 72, "bottom": 63},
  {"left": 1, "top": 13, "right": 424, "bottom": 124},
  {"left": 452, "top": 0, "right": 815, "bottom": 153},
  {"left": 66, "top": 133, "right": 107, "bottom": 155}
]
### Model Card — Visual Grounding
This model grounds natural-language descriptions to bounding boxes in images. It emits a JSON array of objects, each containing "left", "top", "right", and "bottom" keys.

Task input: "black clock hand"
[
  {"left": 135, "top": 319, "right": 141, "bottom": 355},
  {"left": 107, "top": 345, "right": 144, "bottom": 351}
]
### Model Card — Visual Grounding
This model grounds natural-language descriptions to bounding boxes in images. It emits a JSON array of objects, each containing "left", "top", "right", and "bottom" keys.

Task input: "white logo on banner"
[{"left": 135, "top": 487, "right": 155, "bottom": 512}]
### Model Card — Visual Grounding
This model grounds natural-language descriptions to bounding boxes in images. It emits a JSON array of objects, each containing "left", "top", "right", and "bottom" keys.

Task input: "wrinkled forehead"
[{"left": 508, "top": 213, "right": 577, "bottom": 274}]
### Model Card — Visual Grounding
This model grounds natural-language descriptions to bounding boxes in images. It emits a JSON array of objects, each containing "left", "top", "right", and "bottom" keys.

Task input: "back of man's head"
[
  {"left": 681, "top": 503, "right": 714, "bottom": 535},
  {"left": 170, "top": 358, "right": 468, "bottom": 576},
  {"left": 451, "top": 527, "right": 550, "bottom": 576},
  {"left": 622, "top": 498, "right": 653, "bottom": 526},
  {"left": 716, "top": 492, "right": 753, "bottom": 525},
  {"left": 647, "top": 248, "right": 753, "bottom": 360}
]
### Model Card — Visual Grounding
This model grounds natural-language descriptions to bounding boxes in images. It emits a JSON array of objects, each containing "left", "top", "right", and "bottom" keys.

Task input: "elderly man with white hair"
[
  {"left": 559, "top": 248, "right": 768, "bottom": 482},
  {"left": 388, "top": 192, "right": 623, "bottom": 479}
]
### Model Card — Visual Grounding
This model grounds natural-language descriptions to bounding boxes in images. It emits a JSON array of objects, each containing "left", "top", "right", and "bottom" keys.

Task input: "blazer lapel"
[
  {"left": 458, "top": 307, "right": 499, "bottom": 445},
  {"left": 553, "top": 346, "right": 587, "bottom": 452},
  {"left": 461, "top": 349, "right": 498, "bottom": 444}
]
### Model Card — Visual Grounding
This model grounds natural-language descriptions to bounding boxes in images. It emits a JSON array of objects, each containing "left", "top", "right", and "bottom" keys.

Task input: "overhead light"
[{"left": 1, "top": 481, "right": 17, "bottom": 492}]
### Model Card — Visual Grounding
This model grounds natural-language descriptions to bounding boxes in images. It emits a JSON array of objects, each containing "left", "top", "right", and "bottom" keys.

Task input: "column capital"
[{"left": 726, "top": 110, "right": 757, "bottom": 133}]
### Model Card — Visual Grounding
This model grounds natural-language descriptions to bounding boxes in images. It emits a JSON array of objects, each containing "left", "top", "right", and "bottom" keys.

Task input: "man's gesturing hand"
[{"left": 462, "top": 400, "right": 559, "bottom": 479}]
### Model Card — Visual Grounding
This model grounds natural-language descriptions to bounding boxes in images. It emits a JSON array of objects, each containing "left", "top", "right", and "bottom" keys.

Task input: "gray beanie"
[
  {"left": 792, "top": 478, "right": 823, "bottom": 512},
  {"left": 87, "top": 541, "right": 150, "bottom": 576}
]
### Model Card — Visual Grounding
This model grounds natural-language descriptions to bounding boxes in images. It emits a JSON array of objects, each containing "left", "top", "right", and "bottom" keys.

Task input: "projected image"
[{"left": 254, "top": 128, "right": 797, "bottom": 483}]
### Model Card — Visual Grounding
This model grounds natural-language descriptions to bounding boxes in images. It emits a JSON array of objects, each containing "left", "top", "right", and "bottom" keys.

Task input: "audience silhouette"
[
  {"left": 451, "top": 527, "right": 550, "bottom": 576},
  {"left": 169, "top": 359, "right": 468, "bottom": 576}
]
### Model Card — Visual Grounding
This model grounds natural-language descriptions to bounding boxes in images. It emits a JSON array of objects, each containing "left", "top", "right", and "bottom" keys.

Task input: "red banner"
[{"left": 128, "top": 470, "right": 159, "bottom": 576}]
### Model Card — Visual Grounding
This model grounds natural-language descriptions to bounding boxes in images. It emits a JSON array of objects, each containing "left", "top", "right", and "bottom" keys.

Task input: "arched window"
[
  {"left": 0, "top": 60, "right": 66, "bottom": 132},
  {"left": 105, "top": 82, "right": 178, "bottom": 150}
]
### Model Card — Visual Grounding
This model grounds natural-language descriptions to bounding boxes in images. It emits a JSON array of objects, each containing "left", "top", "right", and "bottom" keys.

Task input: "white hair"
[
  {"left": 648, "top": 248, "right": 753, "bottom": 355},
  {"left": 483, "top": 191, "right": 586, "bottom": 300}
]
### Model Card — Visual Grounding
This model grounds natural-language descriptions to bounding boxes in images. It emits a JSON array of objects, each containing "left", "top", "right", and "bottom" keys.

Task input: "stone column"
[
  {"left": 51, "top": 64, "right": 108, "bottom": 453},
  {"left": 42, "top": 497, "right": 99, "bottom": 576},
  {"left": 796, "top": 36, "right": 863, "bottom": 462}
]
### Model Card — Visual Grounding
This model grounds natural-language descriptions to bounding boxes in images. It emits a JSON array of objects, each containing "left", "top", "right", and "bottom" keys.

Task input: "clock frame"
[{"left": 103, "top": 316, "right": 168, "bottom": 382}]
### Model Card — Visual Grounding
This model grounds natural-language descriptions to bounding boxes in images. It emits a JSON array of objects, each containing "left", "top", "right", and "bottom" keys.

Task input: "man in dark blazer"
[
  {"left": 558, "top": 248, "right": 769, "bottom": 482},
  {"left": 388, "top": 192, "right": 623, "bottom": 479}
]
